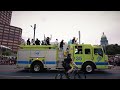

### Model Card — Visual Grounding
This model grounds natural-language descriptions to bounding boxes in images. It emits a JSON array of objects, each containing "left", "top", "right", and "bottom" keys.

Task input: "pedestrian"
[
  {"left": 45, "top": 35, "right": 52, "bottom": 45},
  {"left": 55, "top": 39, "right": 58, "bottom": 46},
  {"left": 72, "top": 37, "right": 76, "bottom": 44},
  {"left": 68, "top": 39, "right": 72, "bottom": 45},
  {"left": 60, "top": 40, "right": 64, "bottom": 51},
  {"left": 35, "top": 38, "right": 40, "bottom": 45},
  {"left": 27, "top": 38, "right": 30, "bottom": 45},
  {"left": 31, "top": 39, "right": 35, "bottom": 45},
  {"left": 46, "top": 37, "right": 50, "bottom": 45},
  {"left": 41, "top": 40, "right": 44, "bottom": 45}
]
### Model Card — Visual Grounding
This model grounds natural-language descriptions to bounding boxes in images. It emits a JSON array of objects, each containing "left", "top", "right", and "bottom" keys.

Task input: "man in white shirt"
[{"left": 55, "top": 39, "right": 58, "bottom": 45}]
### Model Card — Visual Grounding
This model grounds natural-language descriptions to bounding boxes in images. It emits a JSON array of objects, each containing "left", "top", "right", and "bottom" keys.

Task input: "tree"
[
  {"left": 106, "top": 44, "right": 120, "bottom": 55},
  {"left": 2, "top": 50, "right": 11, "bottom": 56}
]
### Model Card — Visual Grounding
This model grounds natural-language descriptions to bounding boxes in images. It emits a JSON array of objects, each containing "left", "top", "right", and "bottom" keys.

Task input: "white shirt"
[{"left": 55, "top": 40, "right": 58, "bottom": 45}]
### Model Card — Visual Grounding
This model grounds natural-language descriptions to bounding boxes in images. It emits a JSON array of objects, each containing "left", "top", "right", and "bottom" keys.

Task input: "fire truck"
[{"left": 16, "top": 43, "right": 109, "bottom": 73}]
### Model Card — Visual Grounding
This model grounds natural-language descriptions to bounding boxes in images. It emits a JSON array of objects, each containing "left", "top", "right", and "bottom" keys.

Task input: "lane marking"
[{"left": 0, "top": 75, "right": 31, "bottom": 77}]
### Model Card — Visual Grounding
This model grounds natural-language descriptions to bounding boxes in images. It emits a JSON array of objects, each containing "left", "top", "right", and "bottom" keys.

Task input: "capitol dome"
[
  {"left": 101, "top": 32, "right": 107, "bottom": 39},
  {"left": 100, "top": 32, "right": 108, "bottom": 46}
]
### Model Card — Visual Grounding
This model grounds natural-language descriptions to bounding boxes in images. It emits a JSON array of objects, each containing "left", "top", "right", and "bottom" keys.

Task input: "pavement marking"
[{"left": 0, "top": 75, "right": 31, "bottom": 78}]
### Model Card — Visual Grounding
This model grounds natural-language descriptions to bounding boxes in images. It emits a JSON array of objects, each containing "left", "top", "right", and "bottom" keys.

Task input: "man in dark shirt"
[
  {"left": 63, "top": 54, "right": 78, "bottom": 74},
  {"left": 72, "top": 37, "right": 75, "bottom": 44},
  {"left": 60, "top": 40, "right": 64, "bottom": 50},
  {"left": 27, "top": 38, "right": 30, "bottom": 45},
  {"left": 35, "top": 38, "right": 40, "bottom": 45}
]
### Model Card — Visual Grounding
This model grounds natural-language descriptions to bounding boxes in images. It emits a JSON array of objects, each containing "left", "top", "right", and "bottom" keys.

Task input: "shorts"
[{"left": 64, "top": 64, "right": 72, "bottom": 72}]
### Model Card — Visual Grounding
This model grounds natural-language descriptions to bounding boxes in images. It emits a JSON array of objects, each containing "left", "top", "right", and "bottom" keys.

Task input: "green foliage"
[
  {"left": 2, "top": 51, "right": 11, "bottom": 56},
  {"left": 106, "top": 44, "right": 120, "bottom": 55}
]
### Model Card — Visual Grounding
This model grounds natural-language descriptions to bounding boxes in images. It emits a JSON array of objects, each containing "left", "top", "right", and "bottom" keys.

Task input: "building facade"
[
  {"left": 0, "top": 11, "right": 22, "bottom": 53},
  {"left": 0, "top": 11, "right": 12, "bottom": 25}
]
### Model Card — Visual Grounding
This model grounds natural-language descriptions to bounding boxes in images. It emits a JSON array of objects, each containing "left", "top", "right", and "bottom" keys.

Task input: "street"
[{"left": 0, "top": 65, "right": 120, "bottom": 79}]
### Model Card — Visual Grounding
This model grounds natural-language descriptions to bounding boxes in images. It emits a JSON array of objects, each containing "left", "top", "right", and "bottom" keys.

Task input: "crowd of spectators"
[
  {"left": 108, "top": 55, "right": 120, "bottom": 66},
  {"left": 0, "top": 55, "right": 17, "bottom": 65}
]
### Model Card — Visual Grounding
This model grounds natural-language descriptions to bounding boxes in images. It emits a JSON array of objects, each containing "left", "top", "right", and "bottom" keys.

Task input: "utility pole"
[
  {"left": 31, "top": 24, "right": 36, "bottom": 44},
  {"left": 33, "top": 24, "right": 36, "bottom": 43},
  {"left": 78, "top": 31, "right": 80, "bottom": 44}
]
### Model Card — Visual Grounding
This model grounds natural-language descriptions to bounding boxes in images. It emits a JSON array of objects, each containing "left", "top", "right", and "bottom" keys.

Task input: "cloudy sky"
[{"left": 10, "top": 11, "right": 120, "bottom": 45}]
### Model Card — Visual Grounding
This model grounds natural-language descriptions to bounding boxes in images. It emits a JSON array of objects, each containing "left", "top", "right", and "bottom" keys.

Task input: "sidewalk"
[{"left": 112, "top": 66, "right": 120, "bottom": 70}]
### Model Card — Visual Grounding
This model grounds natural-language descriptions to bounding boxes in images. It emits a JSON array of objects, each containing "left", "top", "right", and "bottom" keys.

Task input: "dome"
[
  {"left": 100, "top": 32, "right": 108, "bottom": 46},
  {"left": 101, "top": 32, "right": 107, "bottom": 39}
]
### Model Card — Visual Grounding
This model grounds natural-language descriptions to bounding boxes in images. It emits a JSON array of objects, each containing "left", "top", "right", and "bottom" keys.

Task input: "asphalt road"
[{"left": 0, "top": 65, "right": 120, "bottom": 79}]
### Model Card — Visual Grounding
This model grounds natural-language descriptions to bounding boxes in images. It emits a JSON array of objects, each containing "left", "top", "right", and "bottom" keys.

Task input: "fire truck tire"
[
  {"left": 82, "top": 63, "right": 94, "bottom": 73},
  {"left": 30, "top": 62, "right": 43, "bottom": 73}
]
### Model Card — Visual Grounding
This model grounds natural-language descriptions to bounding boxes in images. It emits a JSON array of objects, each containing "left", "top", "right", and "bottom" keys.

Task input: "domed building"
[{"left": 100, "top": 32, "right": 108, "bottom": 46}]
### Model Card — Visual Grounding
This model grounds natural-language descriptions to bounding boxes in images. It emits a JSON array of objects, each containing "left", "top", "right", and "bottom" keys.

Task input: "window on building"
[
  {"left": 15, "top": 33, "right": 20, "bottom": 36},
  {"left": 0, "top": 27, "right": 4, "bottom": 29},
  {"left": 2, "top": 42, "right": 7, "bottom": 45},
  {"left": 15, "top": 30, "right": 19, "bottom": 33},
  {"left": 0, "top": 35, "right": 2, "bottom": 39},
  {"left": 10, "top": 26, "right": 15, "bottom": 30},
  {"left": 3, "top": 33, "right": 8, "bottom": 37},
  {"left": 8, "top": 43, "right": 13, "bottom": 45},
  {"left": 9, "top": 31, "right": 14, "bottom": 34},
  {"left": 13, "top": 43, "right": 18, "bottom": 46},
  {"left": 3, "top": 36, "right": 8, "bottom": 39},
  {"left": 4, "top": 25, "right": 10, "bottom": 28},
  {"left": 10, "top": 29, "right": 15, "bottom": 32},
  {"left": 4, "top": 28, "right": 9, "bottom": 31},
  {"left": 9, "top": 34, "right": 15, "bottom": 38},
  {"left": 8, "top": 40, "right": 13, "bottom": 43},
  {"left": 13, "top": 40, "right": 19, "bottom": 44},
  {"left": 8, "top": 37, "right": 14, "bottom": 40},
  {"left": 0, "top": 32, "right": 3, "bottom": 35},
  {"left": 3, "top": 30, "right": 9, "bottom": 34}
]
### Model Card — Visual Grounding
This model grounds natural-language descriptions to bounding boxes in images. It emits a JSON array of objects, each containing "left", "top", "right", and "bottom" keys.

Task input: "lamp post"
[
  {"left": 31, "top": 24, "right": 36, "bottom": 43},
  {"left": 104, "top": 44, "right": 107, "bottom": 54},
  {"left": 73, "top": 25, "right": 81, "bottom": 44},
  {"left": 78, "top": 31, "right": 80, "bottom": 44},
  {"left": 102, "top": 44, "right": 106, "bottom": 54}
]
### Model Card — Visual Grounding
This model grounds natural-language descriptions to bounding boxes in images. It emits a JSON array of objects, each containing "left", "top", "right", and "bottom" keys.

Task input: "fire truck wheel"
[
  {"left": 30, "top": 62, "right": 43, "bottom": 73},
  {"left": 82, "top": 63, "right": 94, "bottom": 73}
]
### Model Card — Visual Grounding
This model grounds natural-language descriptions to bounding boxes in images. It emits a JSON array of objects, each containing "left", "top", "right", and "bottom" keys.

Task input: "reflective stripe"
[
  {"left": 17, "top": 61, "right": 29, "bottom": 64},
  {"left": 75, "top": 62, "right": 83, "bottom": 65},
  {"left": 17, "top": 60, "right": 108, "bottom": 65},
  {"left": 75, "top": 62, "right": 108, "bottom": 65},
  {"left": 95, "top": 62, "right": 108, "bottom": 65},
  {"left": 17, "top": 60, "right": 56, "bottom": 64},
  {"left": 44, "top": 61, "right": 56, "bottom": 64}
]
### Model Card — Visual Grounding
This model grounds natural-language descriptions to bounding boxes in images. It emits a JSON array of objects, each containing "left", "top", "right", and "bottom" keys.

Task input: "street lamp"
[
  {"left": 104, "top": 44, "right": 107, "bottom": 54},
  {"left": 102, "top": 44, "right": 106, "bottom": 54},
  {"left": 78, "top": 31, "right": 80, "bottom": 44},
  {"left": 73, "top": 25, "right": 81, "bottom": 44},
  {"left": 31, "top": 24, "right": 36, "bottom": 43}
]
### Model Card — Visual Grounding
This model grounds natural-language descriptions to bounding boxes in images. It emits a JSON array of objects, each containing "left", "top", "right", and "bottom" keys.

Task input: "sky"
[{"left": 10, "top": 11, "right": 120, "bottom": 45}]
